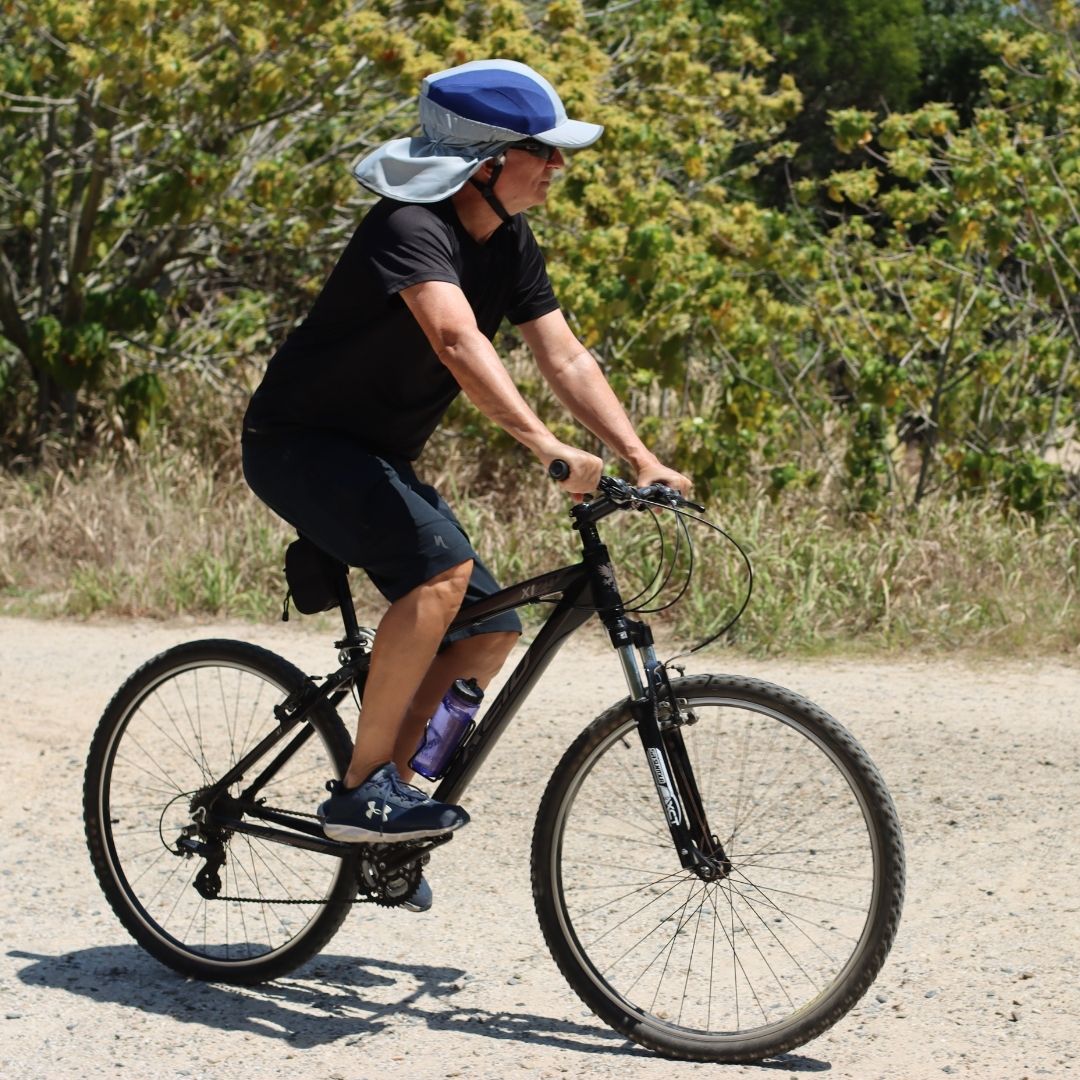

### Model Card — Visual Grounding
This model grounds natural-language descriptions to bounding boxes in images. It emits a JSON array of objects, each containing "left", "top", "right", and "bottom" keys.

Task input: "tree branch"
[
  {"left": 36, "top": 107, "right": 59, "bottom": 319},
  {"left": 63, "top": 101, "right": 114, "bottom": 323},
  {"left": 1024, "top": 198, "right": 1080, "bottom": 454},
  {"left": 914, "top": 267, "right": 975, "bottom": 504},
  {"left": 0, "top": 247, "right": 32, "bottom": 357},
  {"left": 125, "top": 227, "right": 187, "bottom": 292}
]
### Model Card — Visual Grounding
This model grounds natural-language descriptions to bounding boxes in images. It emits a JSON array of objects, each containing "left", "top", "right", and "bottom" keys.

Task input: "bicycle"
[{"left": 84, "top": 469, "right": 905, "bottom": 1064}]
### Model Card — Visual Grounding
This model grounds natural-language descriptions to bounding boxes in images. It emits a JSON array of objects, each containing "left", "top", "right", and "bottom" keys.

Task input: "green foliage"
[
  {"left": 758, "top": 0, "right": 923, "bottom": 109},
  {"left": 1, "top": 0, "right": 1076, "bottom": 524},
  {"left": 537, "top": 2, "right": 806, "bottom": 483},
  {"left": 788, "top": 20, "right": 1080, "bottom": 512},
  {"left": 916, "top": 0, "right": 1020, "bottom": 119},
  {"left": 714, "top": 0, "right": 923, "bottom": 181},
  {"left": 0, "top": 0, "right": 619, "bottom": 449}
]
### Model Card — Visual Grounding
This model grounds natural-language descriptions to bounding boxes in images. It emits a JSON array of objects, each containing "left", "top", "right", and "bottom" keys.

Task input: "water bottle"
[{"left": 409, "top": 677, "right": 484, "bottom": 780}]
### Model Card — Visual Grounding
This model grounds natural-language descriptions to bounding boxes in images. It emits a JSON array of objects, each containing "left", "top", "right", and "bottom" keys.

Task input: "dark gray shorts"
[{"left": 242, "top": 430, "right": 522, "bottom": 642}]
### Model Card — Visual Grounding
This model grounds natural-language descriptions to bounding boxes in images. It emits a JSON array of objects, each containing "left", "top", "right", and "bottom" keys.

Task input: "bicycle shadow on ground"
[{"left": 9, "top": 946, "right": 830, "bottom": 1071}]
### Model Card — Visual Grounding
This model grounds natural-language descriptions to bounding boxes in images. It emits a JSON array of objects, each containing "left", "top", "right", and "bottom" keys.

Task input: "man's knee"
[
  {"left": 449, "top": 629, "right": 519, "bottom": 674},
  {"left": 421, "top": 559, "right": 474, "bottom": 607}
]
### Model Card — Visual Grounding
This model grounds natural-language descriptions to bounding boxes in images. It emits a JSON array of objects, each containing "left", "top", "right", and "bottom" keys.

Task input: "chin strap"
[{"left": 469, "top": 153, "right": 513, "bottom": 225}]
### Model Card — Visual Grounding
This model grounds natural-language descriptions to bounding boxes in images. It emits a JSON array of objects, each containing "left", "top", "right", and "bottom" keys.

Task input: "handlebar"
[
  {"left": 547, "top": 459, "right": 705, "bottom": 514},
  {"left": 546, "top": 461, "right": 752, "bottom": 653}
]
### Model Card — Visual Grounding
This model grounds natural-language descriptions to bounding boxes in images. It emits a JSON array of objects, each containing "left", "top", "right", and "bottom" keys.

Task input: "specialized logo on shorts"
[
  {"left": 647, "top": 748, "right": 682, "bottom": 826},
  {"left": 433, "top": 534, "right": 448, "bottom": 549}
]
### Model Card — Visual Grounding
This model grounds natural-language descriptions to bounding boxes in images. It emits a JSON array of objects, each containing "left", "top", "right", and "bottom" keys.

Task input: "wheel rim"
[
  {"left": 549, "top": 694, "right": 885, "bottom": 1044},
  {"left": 97, "top": 658, "right": 350, "bottom": 970}
]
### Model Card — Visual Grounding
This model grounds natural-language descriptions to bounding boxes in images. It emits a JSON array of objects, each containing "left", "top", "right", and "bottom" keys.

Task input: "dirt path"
[{"left": 0, "top": 615, "right": 1077, "bottom": 1080}]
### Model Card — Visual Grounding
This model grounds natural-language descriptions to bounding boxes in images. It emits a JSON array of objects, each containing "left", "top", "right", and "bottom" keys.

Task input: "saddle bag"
[{"left": 283, "top": 536, "right": 347, "bottom": 617}]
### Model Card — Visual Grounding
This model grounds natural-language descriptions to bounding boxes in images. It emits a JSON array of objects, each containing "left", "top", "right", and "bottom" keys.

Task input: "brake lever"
[
  {"left": 557, "top": 467, "right": 704, "bottom": 512},
  {"left": 635, "top": 482, "right": 706, "bottom": 513}
]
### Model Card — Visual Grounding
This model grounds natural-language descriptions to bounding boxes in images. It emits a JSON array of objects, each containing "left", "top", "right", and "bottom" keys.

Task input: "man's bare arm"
[
  {"left": 519, "top": 310, "right": 692, "bottom": 493},
  {"left": 400, "top": 280, "right": 602, "bottom": 491}
]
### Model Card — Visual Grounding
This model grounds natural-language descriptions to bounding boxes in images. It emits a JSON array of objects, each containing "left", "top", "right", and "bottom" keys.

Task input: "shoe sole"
[{"left": 321, "top": 819, "right": 466, "bottom": 843}]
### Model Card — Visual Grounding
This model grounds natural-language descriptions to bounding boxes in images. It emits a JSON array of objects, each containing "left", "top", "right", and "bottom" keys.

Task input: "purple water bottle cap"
[{"left": 454, "top": 677, "right": 484, "bottom": 705}]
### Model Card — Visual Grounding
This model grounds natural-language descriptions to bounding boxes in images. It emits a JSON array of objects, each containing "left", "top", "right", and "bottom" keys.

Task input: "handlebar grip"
[{"left": 548, "top": 459, "right": 570, "bottom": 481}]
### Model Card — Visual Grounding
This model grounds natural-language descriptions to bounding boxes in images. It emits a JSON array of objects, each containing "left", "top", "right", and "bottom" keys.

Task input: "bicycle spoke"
[
  {"left": 91, "top": 648, "right": 351, "bottom": 976},
  {"left": 545, "top": 687, "right": 895, "bottom": 1051},
  {"left": 576, "top": 867, "right": 690, "bottom": 918},
  {"left": 586, "top": 874, "right": 697, "bottom": 955}
]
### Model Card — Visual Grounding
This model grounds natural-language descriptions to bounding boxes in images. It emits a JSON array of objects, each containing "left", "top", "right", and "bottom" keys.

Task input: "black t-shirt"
[{"left": 243, "top": 198, "right": 559, "bottom": 460}]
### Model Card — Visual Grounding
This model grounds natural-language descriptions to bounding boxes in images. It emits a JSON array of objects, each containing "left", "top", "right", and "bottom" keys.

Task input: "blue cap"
[{"left": 352, "top": 60, "right": 603, "bottom": 203}]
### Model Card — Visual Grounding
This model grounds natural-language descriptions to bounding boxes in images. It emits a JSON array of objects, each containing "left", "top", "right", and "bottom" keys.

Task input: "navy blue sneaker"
[
  {"left": 318, "top": 763, "right": 469, "bottom": 843},
  {"left": 402, "top": 875, "right": 433, "bottom": 913}
]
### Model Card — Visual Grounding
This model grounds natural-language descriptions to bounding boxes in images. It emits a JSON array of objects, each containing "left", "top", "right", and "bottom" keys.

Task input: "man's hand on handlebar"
[
  {"left": 632, "top": 459, "right": 693, "bottom": 499},
  {"left": 545, "top": 452, "right": 700, "bottom": 511},
  {"left": 542, "top": 445, "right": 603, "bottom": 501}
]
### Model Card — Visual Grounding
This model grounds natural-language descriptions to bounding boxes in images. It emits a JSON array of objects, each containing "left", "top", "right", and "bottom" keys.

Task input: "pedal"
[{"left": 378, "top": 833, "right": 454, "bottom": 874}]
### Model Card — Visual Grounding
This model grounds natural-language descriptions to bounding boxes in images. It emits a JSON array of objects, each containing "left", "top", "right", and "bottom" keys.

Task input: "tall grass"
[
  {"left": 679, "top": 497, "right": 1079, "bottom": 657},
  {"left": 2, "top": 436, "right": 1076, "bottom": 658}
]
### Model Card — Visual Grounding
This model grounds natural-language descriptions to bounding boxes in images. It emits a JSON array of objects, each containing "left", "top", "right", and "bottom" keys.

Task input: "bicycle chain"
[{"left": 204, "top": 806, "right": 428, "bottom": 907}]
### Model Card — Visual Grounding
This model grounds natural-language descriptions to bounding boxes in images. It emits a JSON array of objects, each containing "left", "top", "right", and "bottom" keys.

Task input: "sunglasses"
[{"left": 510, "top": 139, "right": 559, "bottom": 161}]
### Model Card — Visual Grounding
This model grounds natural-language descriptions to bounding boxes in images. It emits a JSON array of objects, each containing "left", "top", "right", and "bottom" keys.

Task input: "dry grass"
[
  {"left": 0, "top": 446, "right": 291, "bottom": 619},
  {"left": 1, "top": 434, "right": 1077, "bottom": 659},
  {"left": 680, "top": 496, "right": 1079, "bottom": 658}
]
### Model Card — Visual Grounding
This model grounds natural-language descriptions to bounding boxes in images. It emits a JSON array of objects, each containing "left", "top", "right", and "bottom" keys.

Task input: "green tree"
[
  {"left": 713, "top": 0, "right": 924, "bottom": 181},
  {"left": 791, "top": 16, "right": 1079, "bottom": 513},
  {"left": 0, "top": 0, "right": 405, "bottom": 448},
  {"left": 916, "top": 0, "right": 1020, "bottom": 119},
  {"left": 523, "top": 1, "right": 806, "bottom": 485},
  {"left": 0, "top": 0, "right": 615, "bottom": 453}
]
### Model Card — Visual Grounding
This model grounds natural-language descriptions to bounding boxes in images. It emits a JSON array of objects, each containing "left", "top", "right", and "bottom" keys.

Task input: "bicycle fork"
[{"left": 615, "top": 624, "right": 732, "bottom": 883}]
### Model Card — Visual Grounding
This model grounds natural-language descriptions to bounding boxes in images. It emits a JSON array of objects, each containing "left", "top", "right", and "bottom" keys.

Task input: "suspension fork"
[
  {"left": 616, "top": 620, "right": 731, "bottom": 881},
  {"left": 581, "top": 521, "right": 729, "bottom": 879}
]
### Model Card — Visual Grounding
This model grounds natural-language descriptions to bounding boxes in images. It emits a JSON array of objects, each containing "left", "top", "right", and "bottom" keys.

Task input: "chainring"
[{"left": 356, "top": 842, "right": 428, "bottom": 907}]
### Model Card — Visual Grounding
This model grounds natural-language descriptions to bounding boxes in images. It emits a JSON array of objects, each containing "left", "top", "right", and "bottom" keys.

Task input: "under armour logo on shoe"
[{"left": 365, "top": 800, "right": 390, "bottom": 821}]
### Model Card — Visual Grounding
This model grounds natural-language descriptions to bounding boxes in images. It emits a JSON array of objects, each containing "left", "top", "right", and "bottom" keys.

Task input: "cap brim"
[{"left": 532, "top": 118, "right": 604, "bottom": 150}]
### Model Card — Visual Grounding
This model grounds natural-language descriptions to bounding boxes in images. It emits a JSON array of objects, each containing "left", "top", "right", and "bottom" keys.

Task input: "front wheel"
[
  {"left": 84, "top": 639, "right": 357, "bottom": 984},
  {"left": 532, "top": 675, "right": 905, "bottom": 1063}
]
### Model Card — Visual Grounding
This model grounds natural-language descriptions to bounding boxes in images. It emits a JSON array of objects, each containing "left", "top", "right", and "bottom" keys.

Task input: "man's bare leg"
[
  {"left": 343, "top": 560, "right": 473, "bottom": 789},
  {"left": 393, "top": 630, "right": 519, "bottom": 780}
]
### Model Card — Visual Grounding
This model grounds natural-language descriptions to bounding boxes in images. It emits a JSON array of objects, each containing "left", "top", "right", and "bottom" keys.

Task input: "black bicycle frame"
[{"left": 195, "top": 497, "right": 720, "bottom": 876}]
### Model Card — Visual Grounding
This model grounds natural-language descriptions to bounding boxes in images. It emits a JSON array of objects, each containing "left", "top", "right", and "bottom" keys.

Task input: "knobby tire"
[
  {"left": 531, "top": 674, "right": 905, "bottom": 1063},
  {"left": 84, "top": 639, "right": 356, "bottom": 984}
]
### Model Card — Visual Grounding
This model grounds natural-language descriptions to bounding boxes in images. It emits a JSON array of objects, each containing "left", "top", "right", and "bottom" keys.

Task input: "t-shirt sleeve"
[
  {"left": 506, "top": 221, "right": 560, "bottom": 325},
  {"left": 362, "top": 203, "right": 461, "bottom": 297}
]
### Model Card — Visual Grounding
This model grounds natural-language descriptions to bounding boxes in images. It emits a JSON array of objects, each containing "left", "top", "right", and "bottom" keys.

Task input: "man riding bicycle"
[{"left": 241, "top": 59, "right": 691, "bottom": 911}]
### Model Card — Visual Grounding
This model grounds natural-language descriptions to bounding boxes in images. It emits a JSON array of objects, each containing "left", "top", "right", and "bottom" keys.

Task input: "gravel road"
[{"left": 0, "top": 615, "right": 1076, "bottom": 1080}]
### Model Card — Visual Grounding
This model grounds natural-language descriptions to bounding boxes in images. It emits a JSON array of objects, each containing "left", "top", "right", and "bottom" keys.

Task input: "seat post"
[{"left": 334, "top": 569, "right": 363, "bottom": 647}]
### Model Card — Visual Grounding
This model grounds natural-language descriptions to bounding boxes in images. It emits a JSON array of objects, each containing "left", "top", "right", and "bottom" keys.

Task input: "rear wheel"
[
  {"left": 84, "top": 639, "right": 357, "bottom": 983},
  {"left": 532, "top": 675, "right": 905, "bottom": 1062}
]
